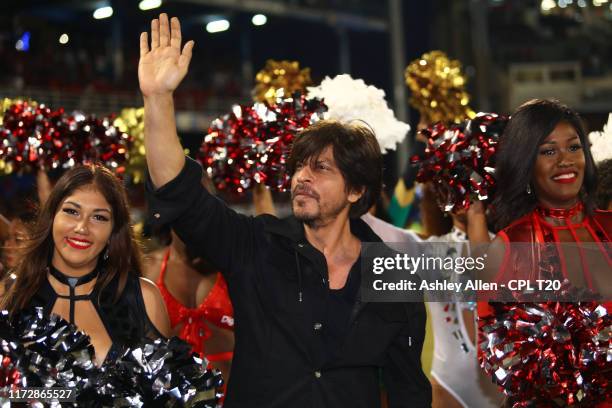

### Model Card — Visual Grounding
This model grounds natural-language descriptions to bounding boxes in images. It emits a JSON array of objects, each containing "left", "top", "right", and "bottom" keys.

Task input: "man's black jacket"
[{"left": 146, "top": 157, "right": 432, "bottom": 408}]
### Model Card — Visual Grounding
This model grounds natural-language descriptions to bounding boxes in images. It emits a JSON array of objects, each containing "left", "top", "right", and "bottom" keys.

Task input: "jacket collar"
[
  {"left": 264, "top": 214, "right": 382, "bottom": 332},
  {"left": 263, "top": 214, "right": 383, "bottom": 244}
]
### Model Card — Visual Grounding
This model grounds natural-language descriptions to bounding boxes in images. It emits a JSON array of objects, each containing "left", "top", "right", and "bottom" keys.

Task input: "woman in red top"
[
  {"left": 482, "top": 99, "right": 610, "bottom": 295},
  {"left": 145, "top": 227, "right": 235, "bottom": 384},
  {"left": 477, "top": 99, "right": 611, "bottom": 406}
]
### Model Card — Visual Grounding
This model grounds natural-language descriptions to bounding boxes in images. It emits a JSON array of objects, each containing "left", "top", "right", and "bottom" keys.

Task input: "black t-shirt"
[{"left": 324, "top": 257, "right": 361, "bottom": 361}]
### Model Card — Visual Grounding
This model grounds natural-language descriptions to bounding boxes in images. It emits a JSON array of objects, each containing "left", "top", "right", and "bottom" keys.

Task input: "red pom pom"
[
  {"left": 411, "top": 113, "right": 508, "bottom": 212},
  {"left": 0, "top": 102, "right": 131, "bottom": 174},
  {"left": 56, "top": 112, "right": 132, "bottom": 175},
  {"left": 479, "top": 297, "right": 611, "bottom": 407},
  {"left": 197, "top": 93, "right": 327, "bottom": 195},
  {"left": 0, "top": 355, "right": 20, "bottom": 388},
  {"left": 0, "top": 101, "right": 64, "bottom": 172}
]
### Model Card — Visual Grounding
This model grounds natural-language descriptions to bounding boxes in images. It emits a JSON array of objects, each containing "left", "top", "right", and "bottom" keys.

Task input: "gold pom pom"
[
  {"left": 253, "top": 60, "right": 312, "bottom": 104},
  {"left": 113, "top": 107, "right": 146, "bottom": 183},
  {"left": 405, "top": 51, "right": 475, "bottom": 124}
]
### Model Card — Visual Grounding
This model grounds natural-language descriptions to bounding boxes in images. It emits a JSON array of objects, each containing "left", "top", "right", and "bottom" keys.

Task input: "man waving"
[{"left": 140, "top": 13, "right": 431, "bottom": 408}]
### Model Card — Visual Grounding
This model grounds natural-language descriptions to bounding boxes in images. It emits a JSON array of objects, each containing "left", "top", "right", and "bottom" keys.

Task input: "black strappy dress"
[{"left": 26, "top": 265, "right": 164, "bottom": 362}]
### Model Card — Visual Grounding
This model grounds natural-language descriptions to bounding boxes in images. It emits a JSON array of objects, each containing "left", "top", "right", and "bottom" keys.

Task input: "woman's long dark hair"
[
  {"left": 491, "top": 99, "right": 598, "bottom": 232},
  {"left": 1, "top": 164, "right": 143, "bottom": 314}
]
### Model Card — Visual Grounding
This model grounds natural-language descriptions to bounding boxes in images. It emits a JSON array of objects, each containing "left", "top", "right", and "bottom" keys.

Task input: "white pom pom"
[
  {"left": 307, "top": 74, "right": 410, "bottom": 152},
  {"left": 589, "top": 113, "right": 612, "bottom": 164}
]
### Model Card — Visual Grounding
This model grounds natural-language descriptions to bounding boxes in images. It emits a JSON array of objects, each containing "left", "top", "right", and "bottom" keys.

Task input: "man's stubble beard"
[
  {"left": 293, "top": 199, "right": 319, "bottom": 226},
  {"left": 293, "top": 198, "right": 348, "bottom": 229}
]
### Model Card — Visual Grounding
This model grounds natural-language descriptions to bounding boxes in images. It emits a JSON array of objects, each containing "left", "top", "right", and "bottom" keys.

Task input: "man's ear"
[{"left": 348, "top": 186, "right": 365, "bottom": 204}]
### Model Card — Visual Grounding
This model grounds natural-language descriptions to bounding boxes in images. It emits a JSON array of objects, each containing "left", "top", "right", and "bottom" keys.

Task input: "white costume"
[{"left": 362, "top": 213, "right": 501, "bottom": 408}]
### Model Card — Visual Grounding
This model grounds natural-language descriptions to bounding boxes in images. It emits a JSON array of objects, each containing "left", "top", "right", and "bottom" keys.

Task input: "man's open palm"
[{"left": 139, "top": 14, "right": 194, "bottom": 97}]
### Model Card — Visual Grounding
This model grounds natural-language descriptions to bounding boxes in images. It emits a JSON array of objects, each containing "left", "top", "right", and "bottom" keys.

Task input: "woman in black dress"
[{"left": 0, "top": 163, "right": 171, "bottom": 366}]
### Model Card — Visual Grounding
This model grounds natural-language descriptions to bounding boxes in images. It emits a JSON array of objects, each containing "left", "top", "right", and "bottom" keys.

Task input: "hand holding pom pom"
[{"left": 411, "top": 112, "right": 508, "bottom": 212}]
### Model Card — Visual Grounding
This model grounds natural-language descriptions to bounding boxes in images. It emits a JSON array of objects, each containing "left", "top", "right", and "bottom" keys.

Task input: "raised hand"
[
  {"left": 139, "top": 14, "right": 194, "bottom": 97},
  {"left": 466, "top": 199, "right": 486, "bottom": 218}
]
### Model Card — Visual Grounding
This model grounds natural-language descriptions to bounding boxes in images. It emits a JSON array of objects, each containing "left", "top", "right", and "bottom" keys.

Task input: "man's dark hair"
[
  {"left": 596, "top": 159, "right": 612, "bottom": 210},
  {"left": 287, "top": 120, "right": 383, "bottom": 218},
  {"left": 491, "top": 99, "right": 598, "bottom": 231}
]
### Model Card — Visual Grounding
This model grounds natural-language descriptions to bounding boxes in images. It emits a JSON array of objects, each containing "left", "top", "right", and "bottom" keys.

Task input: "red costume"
[
  {"left": 478, "top": 203, "right": 611, "bottom": 406},
  {"left": 157, "top": 248, "right": 234, "bottom": 362},
  {"left": 493, "top": 203, "right": 611, "bottom": 288}
]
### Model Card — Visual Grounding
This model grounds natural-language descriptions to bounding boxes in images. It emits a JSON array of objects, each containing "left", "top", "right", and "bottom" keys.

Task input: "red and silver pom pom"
[
  {"left": 0, "top": 101, "right": 131, "bottom": 175},
  {"left": 479, "top": 298, "right": 610, "bottom": 407},
  {"left": 411, "top": 112, "right": 508, "bottom": 212},
  {"left": 198, "top": 92, "right": 327, "bottom": 195}
]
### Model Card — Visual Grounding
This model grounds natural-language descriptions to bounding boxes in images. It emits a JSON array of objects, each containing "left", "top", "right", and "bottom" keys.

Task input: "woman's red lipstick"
[
  {"left": 65, "top": 237, "right": 93, "bottom": 250},
  {"left": 552, "top": 172, "right": 577, "bottom": 184}
]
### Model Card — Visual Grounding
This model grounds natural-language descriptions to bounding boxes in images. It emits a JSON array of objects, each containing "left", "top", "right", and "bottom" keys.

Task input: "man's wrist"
[{"left": 143, "top": 92, "right": 175, "bottom": 105}]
